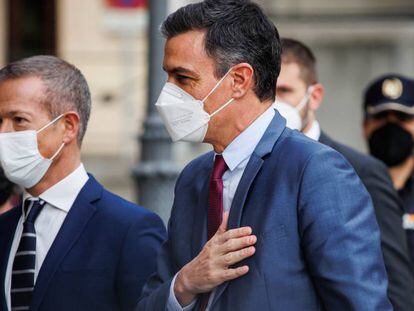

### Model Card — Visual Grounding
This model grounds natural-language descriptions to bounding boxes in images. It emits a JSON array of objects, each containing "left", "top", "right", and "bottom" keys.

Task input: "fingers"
[
  {"left": 221, "top": 246, "right": 256, "bottom": 266},
  {"left": 218, "top": 212, "right": 229, "bottom": 233},
  {"left": 216, "top": 212, "right": 252, "bottom": 243},
  {"left": 221, "top": 265, "right": 250, "bottom": 281},
  {"left": 219, "top": 226, "right": 252, "bottom": 243},
  {"left": 222, "top": 235, "right": 257, "bottom": 253}
]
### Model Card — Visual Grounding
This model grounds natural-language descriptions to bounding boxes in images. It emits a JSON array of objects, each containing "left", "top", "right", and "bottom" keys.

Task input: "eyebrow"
[
  {"left": 163, "top": 66, "right": 198, "bottom": 77},
  {"left": 5, "top": 110, "right": 33, "bottom": 118},
  {"left": 276, "top": 85, "right": 294, "bottom": 91}
]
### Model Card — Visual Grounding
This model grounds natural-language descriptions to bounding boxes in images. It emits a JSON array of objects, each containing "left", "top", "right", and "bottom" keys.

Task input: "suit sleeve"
[
  {"left": 135, "top": 216, "right": 184, "bottom": 311},
  {"left": 298, "top": 148, "right": 392, "bottom": 311},
  {"left": 135, "top": 173, "right": 185, "bottom": 311},
  {"left": 116, "top": 211, "right": 167, "bottom": 311},
  {"left": 361, "top": 162, "right": 414, "bottom": 310}
]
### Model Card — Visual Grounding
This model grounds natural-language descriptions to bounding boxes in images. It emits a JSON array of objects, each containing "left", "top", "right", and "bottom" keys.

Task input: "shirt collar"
[
  {"left": 220, "top": 106, "right": 275, "bottom": 171},
  {"left": 23, "top": 164, "right": 89, "bottom": 213},
  {"left": 304, "top": 120, "right": 321, "bottom": 141}
]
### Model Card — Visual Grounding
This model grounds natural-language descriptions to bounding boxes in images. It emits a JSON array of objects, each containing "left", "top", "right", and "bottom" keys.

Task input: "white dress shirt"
[
  {"left": 168, "top": 107, "right": 276, "bottom": 310},
  {"left": 304, "top": 120, "right": 321, "bottom": 141},
  {"left": 5, "top": 164, "right": 89, "bottom": 311}
]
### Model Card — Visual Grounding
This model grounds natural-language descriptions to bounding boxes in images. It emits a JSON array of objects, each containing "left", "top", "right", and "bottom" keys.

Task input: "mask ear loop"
[
  {"left": 50, "top": 143, "right": 65, "bottom": 161},
  {"left": 37, "top": 114, "right": 65, "bottom": 133},
  {"left": 209, "top": 98, "right": 235, "bottom": 118},
  {"left": 296, "top": 86, "right": 314, "bottom": 112},
  {"left": 297, "top": 86, "right": 315, "bottom": 131},
  {"left": 202, "top": 68, "right": 235, "bottom": 118},
  {"left": 202, "top": 69, "right": 233, "bottom": 103},
  {"left": 36, "top": 114, "right": 66, "bottom": 161}
]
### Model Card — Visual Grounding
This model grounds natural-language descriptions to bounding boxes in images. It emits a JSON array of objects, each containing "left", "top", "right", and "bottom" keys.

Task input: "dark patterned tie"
[
  {"left": 200, "top": 155, "right": 228, "bottom": 311},
  {"left": 11, "top": 198, "right": 45, "bottom": 311}
]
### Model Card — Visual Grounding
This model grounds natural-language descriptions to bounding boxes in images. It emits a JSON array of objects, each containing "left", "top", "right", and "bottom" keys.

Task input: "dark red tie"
[{"left": 200, "top": 155, "right": 228, "bottom": 310}]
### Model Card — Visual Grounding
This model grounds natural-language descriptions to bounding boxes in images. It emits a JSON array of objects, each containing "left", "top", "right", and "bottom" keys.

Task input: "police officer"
[{"left": 363, "top": 74, "right": 414, "bottom": 265}]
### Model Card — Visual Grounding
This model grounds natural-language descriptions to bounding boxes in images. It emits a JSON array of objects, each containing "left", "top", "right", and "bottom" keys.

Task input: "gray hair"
[{"left": 0, "top": 55, "right": 91, "bottom": 144}]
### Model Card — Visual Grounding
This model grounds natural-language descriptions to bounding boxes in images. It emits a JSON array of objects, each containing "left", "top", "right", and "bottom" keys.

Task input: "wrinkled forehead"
[{"left": 0, "top": 76, "right": 49, "bottom": 116}]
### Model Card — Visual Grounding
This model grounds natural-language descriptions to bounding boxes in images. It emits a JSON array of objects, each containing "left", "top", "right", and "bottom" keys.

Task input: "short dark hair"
[
  {"left": 281, "top": 38, "right": 317, "bottom": 85},
  {"left": 0, "top": 55, "right": 91, "bottom": 144},
  {"left": 161, "top": 0, "right": 281, "bottom": 102}
]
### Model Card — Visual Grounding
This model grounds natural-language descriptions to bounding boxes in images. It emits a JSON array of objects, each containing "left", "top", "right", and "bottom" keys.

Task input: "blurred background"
[{"left": 0, "top": 0, "right": 413, "bottom": 221}]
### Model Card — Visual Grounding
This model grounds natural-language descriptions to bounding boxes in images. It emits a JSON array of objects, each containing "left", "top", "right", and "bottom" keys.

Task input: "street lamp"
[{"left": 132, "top": 0, "right": 180, "bottom": 224}]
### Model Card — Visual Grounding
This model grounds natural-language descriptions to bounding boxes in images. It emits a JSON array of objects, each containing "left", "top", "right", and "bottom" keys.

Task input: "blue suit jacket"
[
  {"left": 137, "top": 112, "right": 392, "bottom": 311},
  {"left": 0, "top": 175, "right": 166, "bottom": 311}
]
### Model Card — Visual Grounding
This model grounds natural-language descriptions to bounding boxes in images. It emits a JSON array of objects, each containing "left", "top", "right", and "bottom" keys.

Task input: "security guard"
[
  {"left": 363, "top": 74, "right": 414, "bottom": 265},
  {"left": 277, "top": 39, "right": 414, "bottom": 310}
]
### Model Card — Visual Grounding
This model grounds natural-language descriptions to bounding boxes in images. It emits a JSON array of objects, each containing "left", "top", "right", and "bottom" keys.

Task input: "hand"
[{"left": 174, "top": 212, "right": 257, "bottom": 306}]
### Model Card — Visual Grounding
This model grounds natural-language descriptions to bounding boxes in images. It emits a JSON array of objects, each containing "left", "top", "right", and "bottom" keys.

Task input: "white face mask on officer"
[
  {"left": 0, "top": 114, "right": 65, "bottom": 189},
  {"left": 273, "top": 86, "right": 313, "bottom": 131},
  {"left": 155, "top": 69, "right": 234, "bottom": 143}
]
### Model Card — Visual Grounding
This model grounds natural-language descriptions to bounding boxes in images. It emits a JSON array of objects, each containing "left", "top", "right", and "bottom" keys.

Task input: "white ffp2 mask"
[
  {"left": 273, "top": 86, "right": 314, "bottom": 131},
  {"left": 273, "top": 100, "right": 302, "bottom": 130},
  {"left": 0, "top": 114, "right": 65, "bottom": 188},
  {"left": 155, "top": 70, "right": 234, "bottom": 142}
]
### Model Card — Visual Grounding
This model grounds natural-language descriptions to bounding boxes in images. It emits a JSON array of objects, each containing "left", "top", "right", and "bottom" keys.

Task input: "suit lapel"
[
  {"left": 227, "top": 109, "right": 286, "bottom": 233},
  {"left": 30, "top": 175, "right": 103, "bottom": 311},
  {"left": 211, "top": 109, "right": 286, "bottom": 307},
  {"left": 0, "top": 206, "right": 21, "bottom": 310},
  {"left": 227, "top": 154, "right": 264, "bottom": 229}
]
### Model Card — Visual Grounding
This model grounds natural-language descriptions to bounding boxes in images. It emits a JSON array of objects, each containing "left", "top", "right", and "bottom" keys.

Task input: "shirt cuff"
[{"left": 167, "top": 273, "right": 197, "bottom": 311}]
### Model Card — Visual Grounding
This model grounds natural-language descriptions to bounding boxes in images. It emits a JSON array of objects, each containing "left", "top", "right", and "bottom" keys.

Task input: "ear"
[
  {"left": 229, "top": 63, "right": 254, "bottom": 99},
  {"left": 308, "top": 83, "right": 324, "bottom": 112},
  {"left": 61, "top": 111, "right": 80, "bottom": 145}
]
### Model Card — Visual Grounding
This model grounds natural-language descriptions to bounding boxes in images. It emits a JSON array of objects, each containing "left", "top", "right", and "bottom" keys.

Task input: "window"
[{"left": 7, "top": 0, "right": 56, "bottom": 62}]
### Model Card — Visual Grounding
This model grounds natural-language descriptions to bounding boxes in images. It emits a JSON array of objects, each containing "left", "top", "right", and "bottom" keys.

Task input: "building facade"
[{"left": 0, "top": 0, "right": 414, "bottom": 208}]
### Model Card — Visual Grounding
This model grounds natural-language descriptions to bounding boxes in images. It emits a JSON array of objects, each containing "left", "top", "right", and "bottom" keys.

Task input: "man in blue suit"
[
  {"left": 137, "top": 1, "right": 392, "bottom": 310},
  {"left": 0, "top": 55, "right": 166, "bottom": 311}
]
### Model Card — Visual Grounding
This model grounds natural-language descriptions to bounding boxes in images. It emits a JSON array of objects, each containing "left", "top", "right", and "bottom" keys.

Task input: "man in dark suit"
[
  {"left": 0, "top": 55, "right": 166, "bottom": 311},
  {"left": 362, "top": 74, "right": 414, "bottom": 266},
  {"left": 0, "top": 168, "right": 19, "bottom": 215},
  {"left": 136, "top": 1, "right": 391, "bottom": 310},
  {"left": 276, "top": 38, "right": 414, "bottom": 310}
]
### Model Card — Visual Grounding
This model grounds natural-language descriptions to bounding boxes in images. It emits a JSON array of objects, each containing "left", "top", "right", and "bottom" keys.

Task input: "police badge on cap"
[{"left": 382, "top": 78, "right": 403, "bottom": 100}]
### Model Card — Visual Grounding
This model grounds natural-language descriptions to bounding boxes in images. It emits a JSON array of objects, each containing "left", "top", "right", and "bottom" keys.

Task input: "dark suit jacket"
[
  {"left": 320, "top": 131, "right": 414, "bottom": 311},
  {"left": 137, "top": 111, "right": 391, "bottom": 311},
  {"left": 0, "top": 175, "right": 166, "bottom": 311},
  {"left": 399, "top": 175, "right": 414, "bottom": 264}
]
